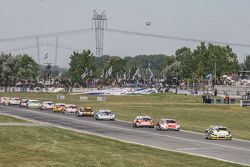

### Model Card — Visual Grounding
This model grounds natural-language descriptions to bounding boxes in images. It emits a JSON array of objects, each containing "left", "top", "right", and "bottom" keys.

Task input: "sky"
[{"left": 0, "top": 0, "right": 250, "bottom": 67}]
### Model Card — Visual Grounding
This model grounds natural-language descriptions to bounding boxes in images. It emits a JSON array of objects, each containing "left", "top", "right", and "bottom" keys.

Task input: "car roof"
[
  {"left": 43, "top": 101, "right": 53, "bottom": 103},
  {"left": 66, "top": 104, "right": 76, "bottom": 107},
  {"left": 29, "top": 100, "right": 39, "bottom": 102},
  {"left": 136, "top": 116, "right": 151, "bottom": 119},
  {"left": 98, "top": 109, "right": 111, "bottom": 112},
  {"left": 209, "top": 125, "right": 227, "bottom": 129},
  {"left": 10, "top": 97, "right": 20, "bottom": 99},
  {"left": 161, "top": 118, "right": 176, "bottom": 121},
  {"left": 55, "top": 103, "right": 65, "bottom": 105}
]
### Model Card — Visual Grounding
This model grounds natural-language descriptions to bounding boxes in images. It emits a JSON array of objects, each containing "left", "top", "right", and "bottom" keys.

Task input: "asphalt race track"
[{"left": 0, "top": 105, "right": 250, "bottom": 166}]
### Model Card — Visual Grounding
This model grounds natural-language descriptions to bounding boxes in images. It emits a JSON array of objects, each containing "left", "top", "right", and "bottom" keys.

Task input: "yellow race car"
[
  {"left": 52, "top": 103, "right": 65, "bottom": 113},
  {"left": 76, "top": 107, "right": 94, "bottom": 117}
]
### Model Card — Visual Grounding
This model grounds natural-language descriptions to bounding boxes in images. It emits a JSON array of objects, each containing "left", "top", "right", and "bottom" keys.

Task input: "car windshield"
[
  {"left": 30, "top": 101, "right": 39, "bottom": 103},
  {"left": 217, "top": 127, "right": 227, "bottom": 131},
  {"left": 104, "top": 112, "right": 112, "bottom": 115},
  {"left": 85, "top": 109, "right": 93, "bottom": 112},
  {"left": 166, "top": 120, "right": 176, "bottom": 123},
  {"left": 69, "top": 106, "right": 76, "bottom": 109},
  {"left": 142, "top": 117, "right": 151, "bottom": 121}
]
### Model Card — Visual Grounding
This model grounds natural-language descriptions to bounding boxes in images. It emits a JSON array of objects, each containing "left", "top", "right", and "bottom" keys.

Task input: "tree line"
[{"left": 1, "top": 42, "right": 250, "bottom": 86}]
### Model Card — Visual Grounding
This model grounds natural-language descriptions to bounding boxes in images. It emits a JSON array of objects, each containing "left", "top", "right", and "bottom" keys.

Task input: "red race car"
[
  {"left": 155, "top": 118, "right": 180, "bottom": 131},
  {"left": 133, "top": 116, "right": 155, "bottom": 128}
]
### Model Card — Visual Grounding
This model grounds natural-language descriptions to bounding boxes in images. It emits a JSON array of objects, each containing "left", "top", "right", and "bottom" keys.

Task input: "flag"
[
  {"left": 81, "top": 67, "right": 88, "bottom": 79},
  {"left": 43, "top": 53, "right": 48, "bottom": 61},
  {"left": 108, "top": 66, "right": 112, "bottom": 76},
  {"left": 148, "top": 68, "right": 154, "bottom": 80},
  {"left": 206, "top": 74, "right": 212, "bottom": 81},
  {"left": 100, "top": 69, "right": 104, "bottom": 78},
  {"left": 89, "top": 69, "right": 93, "bottom": 77},
  {"left": 105, "top": 67, "right": 112, "bottom": 79},
  {"left": 132, "top": 68, "right": 140, "bottom": 80},
  {"left": 123, "top": 72, "right": 126, "bottom": 80}
]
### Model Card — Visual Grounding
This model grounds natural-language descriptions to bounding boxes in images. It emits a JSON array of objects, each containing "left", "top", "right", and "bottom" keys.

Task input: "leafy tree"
[
  {"left": 68, "top": 50, "right": 97, "bottom": 84},
  {"left": 242, "top": 55, "right": 250, "bottom": 71},
  {"left": 105, "top": 56, "right": 126, "bottom": 78},
  {"left": 16, "top": 54, "right": 38, "bottom": 79}
]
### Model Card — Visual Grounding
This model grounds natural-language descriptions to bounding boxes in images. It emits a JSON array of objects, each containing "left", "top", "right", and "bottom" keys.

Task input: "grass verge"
[
  {"left": 0, "top": 126, "right": 245, "bottom": 167},
  {"left": 0, "top": 114, "right": 27, "bottom": 123}
]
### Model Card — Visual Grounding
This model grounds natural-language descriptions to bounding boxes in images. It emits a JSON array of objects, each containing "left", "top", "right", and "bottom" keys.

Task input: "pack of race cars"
[{"left": 0, "top": 96, "right": 232, "bottom": 140}]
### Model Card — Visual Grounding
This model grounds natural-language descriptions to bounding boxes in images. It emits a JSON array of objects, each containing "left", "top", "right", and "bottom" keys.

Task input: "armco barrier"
[
  {"left": 80, "top": 96, "right": 88, "bottom": 101},
  {"left": 240, "top": 100, "right": 250, "bottom": 107},
  {"left": 97, "top": 96, "right": 106, "bottom": 102},
  {"left": 210, "top": 98, "right": 235, "bottom": 104},
  {"left": 56, "top": 95, "right": 65, "bottom": 100}
]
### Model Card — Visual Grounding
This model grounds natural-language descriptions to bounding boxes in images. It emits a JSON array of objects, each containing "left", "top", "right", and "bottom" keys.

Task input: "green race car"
[{"left": 27, "top": 100, "right": 41, "bottom": 109}]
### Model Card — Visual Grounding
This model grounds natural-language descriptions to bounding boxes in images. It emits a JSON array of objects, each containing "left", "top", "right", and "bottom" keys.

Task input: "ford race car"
[
  {"left": 0, "top": 97, "right": 10, "bottom": 105},
  {"left": 76, "top": 107, "right": 94, "bottom": 117},
  {"left": 27, "top": 100, "right": 41, "bottom": 109},
  {"left": 94, "top": 110, "right": 115, "bottom": 120},
  {"left": 205, "top": 125, "right": 232, "bottom": 140},
  {"left": 40, "top": 101, "right": 54, "bottom": 110},
  {"left": 8, "top": 97, "right": 21, "bottom": 105},
  {"left": 52, "top": 103, "right": 65, "bottom": 113},
  {"left": 133, "top": 116, "right": 155, "bottom": 128},
  {"left": 20, "top": 99, "right": 29, "bottom": 107},
  {"left": 155, "top": 119, "right": 180, "bottom": 131},
  {"left": 62, "top": 104, "right": 78, "bottom": 114}
]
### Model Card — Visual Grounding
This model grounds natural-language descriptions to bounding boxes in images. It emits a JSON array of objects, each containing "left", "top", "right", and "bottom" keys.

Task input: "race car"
[
  {"left": 52, "top": 103, "right": 65, "bottom": 113},
  {"left": 20, "top": 99, "right": 29, "bottom": 107},
  {"left": 0, "top": 97, "right": 10, "bottom": 105},
  {"left": 8, "top": 97, "right": 21, "bottom": 105},
  {"left": 133, "top": 116, "right": 155, "bottom": 128},
  {"left": 76, "top": 107, "right": 94, "bottom": 117},
  {"left": 27, "top": 100, "right": 41, "bottom": 109},
  {"left": 94, "top": 110, "right": 115, "bottom": 120},
  {"left": 62, "top": 104, "right": 78, "bottom": 114},
  {"left": 40, "top": 101, "right": 54, "bottom": 110},
  {"left": 155, "top": 118, "right": 180, "bottom": 131},
  {"left": 205, "top": 125, "right": 232, "bottom": 140}
]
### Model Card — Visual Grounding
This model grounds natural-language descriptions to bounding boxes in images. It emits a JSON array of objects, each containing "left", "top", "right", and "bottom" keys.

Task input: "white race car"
[
  {"left": 205, "top": 125, "right": 232, "bottom": 140},
  {"left": 0, "top": 97, "right": 10, "bottom": 105},
  {"left": 62, "top": 104, "right": 78, "bottom": 114},
  {"left": 94, "top": 110, "right": 115, "bottom": 120},
  {"left": 8, "top": 97, "right": 21, "bottom": 105},
  {"left": 40, "top": 101, "right": 54, "bottom": 110},
  {"left": 155, "top": 118, "right": 180, "bottom": 131}
]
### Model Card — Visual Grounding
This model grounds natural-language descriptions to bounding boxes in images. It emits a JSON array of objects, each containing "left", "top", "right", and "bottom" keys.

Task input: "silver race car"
[{"left": 94, "top": 110, "right": 115, "bottom": 120}]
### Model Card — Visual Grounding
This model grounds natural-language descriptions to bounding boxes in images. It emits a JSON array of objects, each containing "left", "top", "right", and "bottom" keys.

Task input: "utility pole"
[
  {"left": 36, "top": 35, "right": 40, "bottom": 64},
  {"left": 54, "top": 34, "right": 59, "bottom": 66},
  {"left": 92, "top": 9, "right": 107, "bottom": 57}
]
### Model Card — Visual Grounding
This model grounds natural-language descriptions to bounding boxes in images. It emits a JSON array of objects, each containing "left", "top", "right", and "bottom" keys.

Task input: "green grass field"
[
  {"left": 0, "top": 126, "right": 245, "bottom": 167},
  {"left": 0, "top": 114, "right": 27, "bottom": 123},
  {"left": 1, "top": 92, "right": 250, "bottom": 140}
]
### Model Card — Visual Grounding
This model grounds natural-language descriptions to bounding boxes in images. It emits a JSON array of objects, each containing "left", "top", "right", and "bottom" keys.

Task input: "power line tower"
[{"left": 92, "top": 9, "right": 107, "bottom": 57}]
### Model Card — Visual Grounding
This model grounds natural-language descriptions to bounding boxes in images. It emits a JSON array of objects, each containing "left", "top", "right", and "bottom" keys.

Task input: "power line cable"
[
  {"left": 0, "top": 28, "right": 93, "bottom": 43},
  {"left": 1, "top": 44, "right": 47, "bottom": 53},
  {"left": 107, "top": 28, "right": 250, "bottom": 48}
]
